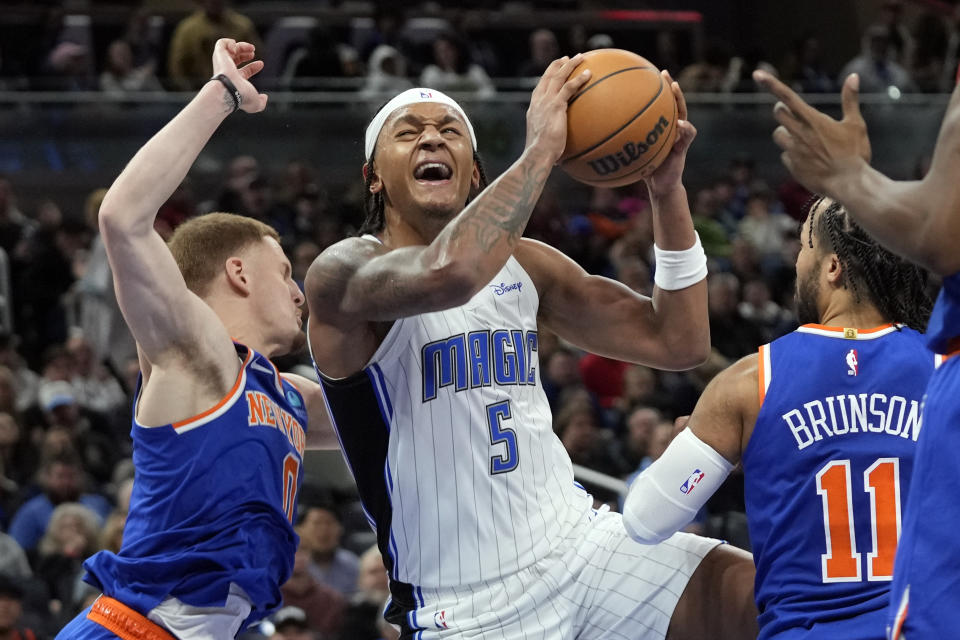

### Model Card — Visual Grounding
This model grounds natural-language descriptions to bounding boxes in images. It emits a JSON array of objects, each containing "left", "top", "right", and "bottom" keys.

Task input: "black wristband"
[{"left": 210, "top": 73, "right": 242, "bottom": 112}]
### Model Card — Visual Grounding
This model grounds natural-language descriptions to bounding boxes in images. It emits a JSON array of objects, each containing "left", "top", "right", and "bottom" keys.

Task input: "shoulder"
[
  {"left": 305, "top": 237, "right": 386, "bottom": 292},
  {"left": 707, "top": 352, "right": 759, "bottom": 403}
]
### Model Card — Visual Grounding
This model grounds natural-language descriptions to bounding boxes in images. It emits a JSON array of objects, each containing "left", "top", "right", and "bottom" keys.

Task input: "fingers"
[
  {"left": 558, "top": 67, "right": 591, "bottom": 101},
  {"left": 772, "top": 101, "right": 804, "bottom": 133},
  {"left": 239, "top": 59, "right": 265, "bottom": 80},
  {"left": 772, "top": 125, "right": 793, "bottom": 151},
  {"left": 753, "top": 69, "right": 813, "bottom": 123},
  {"left": 663, "top": 70, "right": 687, "bottom": 122},
  {"left": 673, "top": 119, "right": 697, "bottom": 152},
  {"left": 840, "top": 73, "right": 864, "bottom": 124}
]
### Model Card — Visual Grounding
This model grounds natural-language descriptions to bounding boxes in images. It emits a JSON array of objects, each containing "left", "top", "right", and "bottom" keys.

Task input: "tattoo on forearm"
[
  {"left": 454, "top": 156, "right": 548, "bottom": 252},
  {"left": 220, "top": 88, "right": 235, "bottom": 115}
]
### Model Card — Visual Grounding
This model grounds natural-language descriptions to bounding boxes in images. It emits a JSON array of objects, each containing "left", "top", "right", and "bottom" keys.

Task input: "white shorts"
[{"left": 400, "top": 508, "right": 722, "bottom": 639}]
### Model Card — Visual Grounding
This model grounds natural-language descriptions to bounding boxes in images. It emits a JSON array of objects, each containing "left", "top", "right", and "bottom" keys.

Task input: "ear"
[
  {"left": 471, "top": 161, "right": 481, "bottom": 191},
  {"left": 224, "top": 256, "right": 251, "bottom": 295},
  {"left": 364, "top": 163, "right": 383, "bottom": 194},
  {"left": 825, "top": 253, "right": 843, "bottom": 286}
]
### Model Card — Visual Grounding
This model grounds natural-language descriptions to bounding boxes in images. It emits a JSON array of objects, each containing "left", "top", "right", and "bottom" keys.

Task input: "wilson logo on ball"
[{"left": 587, "top": 115, "right": 670, "bottom": 176}]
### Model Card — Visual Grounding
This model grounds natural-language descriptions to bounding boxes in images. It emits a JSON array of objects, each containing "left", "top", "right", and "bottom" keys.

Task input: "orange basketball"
[{"left": 560, "top": 49, "right": 678, "bottom": 188}]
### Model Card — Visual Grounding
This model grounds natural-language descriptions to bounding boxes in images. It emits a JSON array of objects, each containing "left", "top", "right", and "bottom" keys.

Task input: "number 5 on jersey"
[
  {"left": 486, "top": 400, "right": 519, "bottom": 474},
  {"left": 816, "top": 458, "right": 902, "bottom": 583}
]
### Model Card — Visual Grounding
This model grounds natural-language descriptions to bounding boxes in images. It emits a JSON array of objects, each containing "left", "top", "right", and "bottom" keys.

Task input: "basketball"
[{"left": 560, "top": 49, "right": 679, "bottom": 188}]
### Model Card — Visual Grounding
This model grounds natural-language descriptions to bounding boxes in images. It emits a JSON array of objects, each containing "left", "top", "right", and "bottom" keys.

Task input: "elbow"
[
  {"left": 423, "top": 259, "right": 482, "bottom": 308},
  {"left": 661, "top": 326, "right": 711, "bottom": 371},
  {"left": 621, "top": 499, "right": 671, "bottom": 545}
]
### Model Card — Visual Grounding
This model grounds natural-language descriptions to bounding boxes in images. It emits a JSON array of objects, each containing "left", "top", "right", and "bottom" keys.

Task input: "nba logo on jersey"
[
  {"left": 420, "top": 90, "right": 433, "bottom": 98},
  {"left": 846, "top": 349, "right": 859, "bottom": 376},
  {"left": 680, "top": 469, "right": 705, "bottom": 494},
  {"left": 434, "top": 610, "right": 449, "bottom": 629}
]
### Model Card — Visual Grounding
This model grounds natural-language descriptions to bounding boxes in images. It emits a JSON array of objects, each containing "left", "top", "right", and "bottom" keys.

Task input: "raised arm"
[
  {"left": 306, "top": 55, "right": 591, "bottom": 325},
  {"left": 755, "top": 70, "right": 960, "bottom": 275},
  {"left": 519, "top": 72, "right": 709, "bottom": 370},
  {"left": 98, "top": 39, "right": 268, "bottom": 367},
  {"left": 622, "top": 354, "right": 757, "bottom": 544}
]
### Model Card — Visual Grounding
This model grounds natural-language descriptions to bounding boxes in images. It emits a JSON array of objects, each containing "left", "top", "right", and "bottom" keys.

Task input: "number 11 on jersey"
[{"left": 816, "top": 458, "right": 902, "bottom": 583}]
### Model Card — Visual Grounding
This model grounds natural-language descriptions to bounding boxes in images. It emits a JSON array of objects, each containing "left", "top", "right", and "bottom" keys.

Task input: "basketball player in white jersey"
[{"left": 306, "top": 56, "right": 756, "bottom": 639}]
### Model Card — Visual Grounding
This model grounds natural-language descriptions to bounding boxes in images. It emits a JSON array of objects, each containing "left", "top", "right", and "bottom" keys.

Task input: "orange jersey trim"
[
  {"left": 801, "top": 323, "right": 894, "bottom": 334},
  {"left": 171, "top": 348, "right": 253, "bottom": 430},
  {"left": 757, "top": 344, "right": 767, "bottom": 406},
  {"left": 87, "top": 596, "right": 176, "bottom": 640}
]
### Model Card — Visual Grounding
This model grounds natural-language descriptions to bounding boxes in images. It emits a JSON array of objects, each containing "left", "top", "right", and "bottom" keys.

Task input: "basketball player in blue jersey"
[
  {"left": 55, "top": 40, "right": 338, "bottom": 640},
  {"left": 623, "top": 196, "right": 935, "bottom": 639},
  {"left": 305, "top": 57, "right": 757, "bottom": 639},
  {"left": 754, "top": 68, "right": 960, "bottom": 639}
]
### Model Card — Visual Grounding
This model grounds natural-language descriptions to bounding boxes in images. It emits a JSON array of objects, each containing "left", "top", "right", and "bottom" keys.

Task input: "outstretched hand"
[
  {"left": 753, "top": 70, "right": 870, "bottom": 196},
  {"left": 644, "top": 70, "right": 697, "bottom": 197},
  {"left": 211, "top": 38, "right": 268, "bottom": 113}
]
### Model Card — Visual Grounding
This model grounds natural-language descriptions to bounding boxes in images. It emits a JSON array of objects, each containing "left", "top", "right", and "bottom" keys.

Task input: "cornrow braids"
[
  {"left": 806, "top": 196, "right": 932, "bottom": 331},
  {"left": 358, "top": 149, "right": 490, "bottom": 236}
]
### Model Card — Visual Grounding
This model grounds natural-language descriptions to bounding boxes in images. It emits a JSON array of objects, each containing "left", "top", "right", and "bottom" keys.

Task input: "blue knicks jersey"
[
  {"left": 82, "top": 343, "right": 307, "bottom": 629},
  {"left": 888, "top": 272, "right": 960, "bottom": 639},
  {"left": 745, "top": 324, "right": 935, "bottom": 640}
]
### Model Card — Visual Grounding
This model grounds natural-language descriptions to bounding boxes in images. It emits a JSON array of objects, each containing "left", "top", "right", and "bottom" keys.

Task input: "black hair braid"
[
  {"left": 807, "top": 197, "right": 932, "bottom": 331},
  {"left": 358, "top": 149, "right": 490, "bottom": 236}
]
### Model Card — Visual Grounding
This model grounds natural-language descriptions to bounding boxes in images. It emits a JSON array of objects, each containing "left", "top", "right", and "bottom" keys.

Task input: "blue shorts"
[{"left": 55, "top": 608, "right": 121, "bottom": 640}]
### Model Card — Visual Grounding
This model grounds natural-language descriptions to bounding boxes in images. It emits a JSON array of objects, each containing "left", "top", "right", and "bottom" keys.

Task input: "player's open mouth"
[{"left": 414, "top": 161, "right": 453, "bottom": 185}]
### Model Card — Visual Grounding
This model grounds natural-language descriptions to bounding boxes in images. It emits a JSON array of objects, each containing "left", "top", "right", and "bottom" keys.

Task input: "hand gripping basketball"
[
  {"left": 211, "top": 39, "right": 269, "bottom": 114},
  {"left": 524, "top": 54, "right": 592, "bottom": 163}
]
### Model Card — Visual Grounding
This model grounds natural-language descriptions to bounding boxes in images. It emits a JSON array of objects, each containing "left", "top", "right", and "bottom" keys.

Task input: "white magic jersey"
[{"left": 318, "top": 254, "right": 592, "bottom": 593}]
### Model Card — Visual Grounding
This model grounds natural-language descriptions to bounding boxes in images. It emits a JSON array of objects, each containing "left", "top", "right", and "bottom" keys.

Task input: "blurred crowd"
[{"left": 2, "top": 0, "right": 960, "bottom": 98}]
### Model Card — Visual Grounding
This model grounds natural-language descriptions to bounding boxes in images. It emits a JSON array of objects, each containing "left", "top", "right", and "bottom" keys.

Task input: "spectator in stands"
[
  {"left": 336, "top": 546, "right": 391, "bottom": 640},
  {"left": 708, "top": 273, "right": 765, "bottom": 359},
  {"left": 554, "top": 401, "right": 628, "bottom": 477},
  {"left": 0, "top": 336, "right": 37, "bottom": 415},
  {"left": 64, "top": 334, "right": 125, "bottom": 416},
  {"left": 8, "top": 451, "right": 109, "bottom": 553},
  {"left": 34, "top": 502, "right": 101, "bottom": 618},
  {"left": 38, "top": 41, "right": 95, "bottom": 92},
  {"left": 285, "top": 25, "right": 360, "bottom": 87},
  {"left": 74, "top": 188, "right": 135, "bottom": 375},
  {"left": 677, "top": 39, "right": 732, "bottom": 92},
  {"left": 167, "top": 0, "right": 262, "bottom": 91},
  {"left": 909, "top": 11, "right": 949, "bottom": 93},
  {"left": 359, "top": 45, "right": 412, "bottom": 99},
  {"left": 280, "top": 549, "right": 345, "bottom": 638},
  {"left": 270, "top": 606, "right": 314, "bottom": 640},
  {"left": 36, "top": 380, "right": 119, "bottom": 485},
  {"left": 737, "top": 279, "right": 793, "bottom": 343},
  {"left": 839, "top": 23, "right": 915, "bottom": 94},
  {"left": 519, "top": 29, "right": 560, "bottom": 77},
  {"left": 0, "top": 574, "right": 41, "bottom": 640},
  {"left": 0, "top": 534, "right": 29, "bottom": 581},
  {"left": 420, "top": 32, "right": 494, "bottom": 98},
  {"left": 0, "top": 176, "right": 32, "bottom": 258},
  {"left": 100, "top": 39, "right": 163, "bottom": 96},
  {"left": 622, "top": 406, "right": 661, "bottom": 471},
  {"left": 736, "top": 187, "right": 795, "bottom": 261},
  {"left": 782, "top": 33, "right": 836, "bottom": 93},
  {"left": 541, "top": 347, "right": 581, "bottom": 409},
  {"left": 296, "top": 505, "right": 359, "bottom": 598},
  {"left": 0, "top": 411, "right": 36, "bottom": 517}
]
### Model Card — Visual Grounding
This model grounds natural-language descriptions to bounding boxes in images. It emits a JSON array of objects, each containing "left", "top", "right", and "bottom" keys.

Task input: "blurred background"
[{"left": 0, "top": 0, "right": 951, "bottom": 638}]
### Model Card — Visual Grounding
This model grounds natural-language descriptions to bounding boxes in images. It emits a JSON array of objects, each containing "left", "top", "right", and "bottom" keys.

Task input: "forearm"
[
  {"left": 648, "top": 185, "right": 709, "bottom": 366},
  {"left": 425, "top": 146, "right": 554, "bottom": 289},
  {"left": 100, "top": 81, "right": 233, "bottom": 228},
  {"left": 649, "top": 185, "right": 696, "bottom": 250}
]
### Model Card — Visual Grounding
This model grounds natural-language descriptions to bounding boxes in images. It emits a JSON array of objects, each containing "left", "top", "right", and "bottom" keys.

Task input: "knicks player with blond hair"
[
  {"left": 306, "top": 56, "right": 757, "bottom": 639},
  {"left": 623, "top": 197, "right": 935, "bottom": 639},
  {"left": 56, "top": 40, "right": 338, "bottom": 640}
]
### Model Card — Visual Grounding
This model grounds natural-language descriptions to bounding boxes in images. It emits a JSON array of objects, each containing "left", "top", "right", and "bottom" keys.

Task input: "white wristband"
[{"left": 653, "top": 233, "right": 708, "bottom": 291}]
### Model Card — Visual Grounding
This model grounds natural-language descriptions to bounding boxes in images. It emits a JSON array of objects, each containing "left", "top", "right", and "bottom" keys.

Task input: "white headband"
[{"left": 364, "top": 88, "right": 477, "bottom": 162}]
